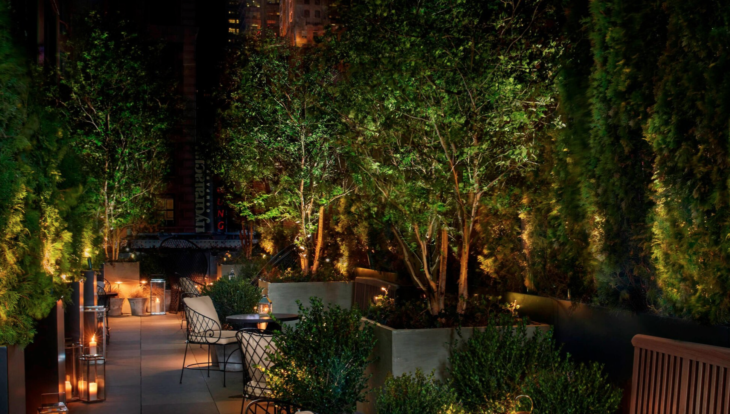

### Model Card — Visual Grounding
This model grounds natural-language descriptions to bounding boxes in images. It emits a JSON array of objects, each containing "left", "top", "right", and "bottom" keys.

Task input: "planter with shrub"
[
  {"left": 267, "top": 298, "right": 375, "bottom": 414},
  {"left": 128, "top": 287, "right": 148, "bottom": 316},
  {"left": 108, "top": 297, "right": 125, "bottom": 316},
  {"left": 259, "top": 265, "right": 353, "bottom": 314},
  {"left": 359, "top": 296, "right": 549, "bottom": 414},
  {"left": 202, "top": 276, "right": 263, "bottom": 371},
  {"left": 375, "top": 369, "right": 464, "bottom": 414}
]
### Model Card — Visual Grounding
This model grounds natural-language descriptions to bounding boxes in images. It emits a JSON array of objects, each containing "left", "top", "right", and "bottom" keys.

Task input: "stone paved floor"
[{"left": 68, "top": 313, "right": 245, "bottom": 414}]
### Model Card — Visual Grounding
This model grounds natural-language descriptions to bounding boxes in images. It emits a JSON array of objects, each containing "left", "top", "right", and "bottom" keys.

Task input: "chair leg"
[
  {"left": 179, "top": 342, "right": 189, "bottom": 384},
  {"left": 207, "top": 345, "right": 211, "bottom": 378}
]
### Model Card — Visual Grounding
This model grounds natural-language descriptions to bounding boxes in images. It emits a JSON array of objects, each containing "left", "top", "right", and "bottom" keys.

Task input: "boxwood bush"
[
  {"left": 376, "top": 369, "right": 465, "bottom": 414},
  {"left": 267, "top": 298, "right": 375, "bottom": 414}
]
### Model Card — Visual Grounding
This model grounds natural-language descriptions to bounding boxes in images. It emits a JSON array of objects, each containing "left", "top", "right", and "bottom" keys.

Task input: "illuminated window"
[
  {"left": 229, "top": 19, "right": 239, "bottom": 24},
  {"left": 156, "top": 197, "right": 175, "bottom": 226}
]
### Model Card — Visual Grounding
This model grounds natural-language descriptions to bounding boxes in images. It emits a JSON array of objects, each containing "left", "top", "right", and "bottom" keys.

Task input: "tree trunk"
[
  {"left": 311, "top": 206, "right": 325, "bottom": 274},
  {"left": 438, "top": 226, "right": 448, "bottom": 311},
  {"left": 299, "top": 219, "right": 310, "bottom": 275},
  {"left": 457, "top": 224, "right": 470, "bottom": 314},
  {"left": 246, "top": 221, "right": 254, "bottom": 259}
]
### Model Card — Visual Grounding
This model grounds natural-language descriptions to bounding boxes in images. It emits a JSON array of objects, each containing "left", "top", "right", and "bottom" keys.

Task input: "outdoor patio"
[{"left": 67, "top": 314, "right": 244, "bottom": 414}]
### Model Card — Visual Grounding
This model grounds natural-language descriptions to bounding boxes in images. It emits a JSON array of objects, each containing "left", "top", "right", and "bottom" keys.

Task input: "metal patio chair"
[
  {"left": 180, "top": 296, "right": 241, "bottom": 387},
  {"left": 237, "top": 328, "right": 279, "bottom": 412},
  {"left": 244, "top": 397, "right": 313, "bottom": 414}
]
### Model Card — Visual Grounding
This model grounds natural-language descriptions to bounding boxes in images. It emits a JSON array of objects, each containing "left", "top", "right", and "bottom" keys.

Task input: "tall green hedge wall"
[{"left": 505, "top": 0, "right": 730, "bottom": 324}]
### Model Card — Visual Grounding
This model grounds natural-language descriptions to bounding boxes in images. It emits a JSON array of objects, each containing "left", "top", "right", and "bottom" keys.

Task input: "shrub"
[
  {"left": 200, "top": 277, "right": 262, "bottom": 322},
  {"left": 520, "top": 358, "right": 622, "bottom": 414},
  {"left": 376, "top": 369, "right": 465, "bottom": 414},
  {"left": 267, "top": 298, "right": 375, "bottom": 414},
  {"left": 449, "top": 315, "right": 558, "bottom": 412}
]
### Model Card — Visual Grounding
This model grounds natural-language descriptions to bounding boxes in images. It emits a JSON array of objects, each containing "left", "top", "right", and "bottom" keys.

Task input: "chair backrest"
[
  {"left": 180, "top": 277, "right": 201, "bottom": 296},
  {"left": 183, "top": 296, "right": 221, "bottom": 326},
  {"left": 238, "top": 329, "right": 277, "bottom": 398},
  {"left": 631, "top": 334, "right": 730, "bottom": 414},
  {"left": 244, "top": 397, "right": 307, "bottom": 414}
]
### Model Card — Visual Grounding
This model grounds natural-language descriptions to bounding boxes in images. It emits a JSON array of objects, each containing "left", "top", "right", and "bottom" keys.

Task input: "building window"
[
  {"left": 304, "top": 0, "right": 310, "bottom": 4},
  {"left": 156, "top": 196, "right": 175, "bottom": 226},
  {"left": 315, "top": 10, "right": 320, "bottom": 18},
  {"left": 315, "top": 0, "right": 320, "bottom": 4},
  {"left": 303, "top": 9, "right": 310, "bottom": 18}
]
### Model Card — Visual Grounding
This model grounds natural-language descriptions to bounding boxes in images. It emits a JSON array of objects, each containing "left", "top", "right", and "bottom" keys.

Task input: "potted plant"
[
  {"left": 128, "top": 287, "right": 148, "bottom": 317},
  {"left": 201, "top": 276, "right": 263, "bottom": 371},
  {"left": 268, "top": 298, "right": 375, "bottom": 414},
  {"left": 108, "top": 296, "right": 125, "bottom": 317},
  {"left": 259, "top": 263, "right": 353, "bottom": 315}
]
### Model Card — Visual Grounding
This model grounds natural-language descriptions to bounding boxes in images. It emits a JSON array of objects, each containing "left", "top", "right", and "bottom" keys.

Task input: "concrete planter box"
[
  {"left": 103, "top": 262, "right": 140, "bottom": 315},
  {"left": 214, "top": 345, "right": 243, "bottom": 372},
  {"left": 258, "top": 281, "right": 353, "bottom": 314},
  {"left": 357, "top": 318, "right": 551, "bottom": 414}
]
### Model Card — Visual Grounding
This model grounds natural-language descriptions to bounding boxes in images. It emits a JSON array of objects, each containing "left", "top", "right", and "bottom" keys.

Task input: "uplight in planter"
[
  {"left": 64, "top": 341, "right": 83, "bottom": 401},
  {"left": 82, "top": 306, "right": 106, "bottom": 357},
  {"left": 150, "top": 279, "right": 166, "bottom": 315},
  {"left": 78, "top": 355, "right": 106, "bottom": 403}
]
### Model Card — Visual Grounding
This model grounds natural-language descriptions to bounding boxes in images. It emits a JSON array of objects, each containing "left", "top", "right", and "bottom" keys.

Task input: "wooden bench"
[{"left": 631, "top": 334, "right": 730, "bottom": 414}]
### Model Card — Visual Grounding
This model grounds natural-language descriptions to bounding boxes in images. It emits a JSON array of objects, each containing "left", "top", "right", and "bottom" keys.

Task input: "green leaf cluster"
[
  {"left": 267, "top": 298, "right": 375, "bottom": 414},
  {"left": 200, "top": 276, "right": 262, "bottom": 322},
  {"left": 376, "top": 369, "right": 465, "bottom": 414}
]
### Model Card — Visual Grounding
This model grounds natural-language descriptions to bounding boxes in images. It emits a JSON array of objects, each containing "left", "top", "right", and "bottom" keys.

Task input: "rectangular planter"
[
  {"left": 0, "top": 345, "right": 26, "bottom": 414},
  {"left": 258, "top": 281, "right": 353, "bottom": 314},
  {"left": 357, "top": 318, "right": 551, "bottom": 414}
]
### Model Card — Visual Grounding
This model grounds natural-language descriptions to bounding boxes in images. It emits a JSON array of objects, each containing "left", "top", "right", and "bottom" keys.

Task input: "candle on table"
[
  {"left": 155, "top": 297, "right": 160, "bottom": 313},
  {"left": 89, "top": 382, "right": 97, "bottom": 401},
  {"left": 65, "top": 380, "right": 72, "bottom": 396},
  {"left": 78, "top": 380, "right": 87, "bottom": 398},
  {"left": 89, "top": 335, "right": 97, "bottom": 355}
]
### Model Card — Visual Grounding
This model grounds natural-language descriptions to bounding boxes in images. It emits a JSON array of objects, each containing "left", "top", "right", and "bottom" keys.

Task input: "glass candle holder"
[
  {"left": 82, "top": 306, "right": 107, "bottom": 357},
  {"left": 150, "top": 279, "right": 166, "bottom": 315},
  {"left": 63, "top": 341, "right": 83, "bottom": 401},
  {"left": 78, "top": 355, "right": 106, "bottom": 403}
]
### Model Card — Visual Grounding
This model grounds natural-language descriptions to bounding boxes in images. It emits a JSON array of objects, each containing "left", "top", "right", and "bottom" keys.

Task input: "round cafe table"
[{"left": 225, "top": 313, "right": 299, "bottom": 331}]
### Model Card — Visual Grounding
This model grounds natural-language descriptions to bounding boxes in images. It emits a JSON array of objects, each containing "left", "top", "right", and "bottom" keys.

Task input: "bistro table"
[{"left": 225, "top": 313, "right": 299, "bottom": 331}]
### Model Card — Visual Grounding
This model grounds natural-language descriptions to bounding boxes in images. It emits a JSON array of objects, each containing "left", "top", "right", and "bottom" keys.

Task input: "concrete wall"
[
  {"left": 103, "top": 262, "right": 140, "bottom": 315},
  {"left": 357, "top": 319, "right": 550, "bottom": 414},
  {"left": 258, "top": 281, "right": 353, "bottom": 315}
]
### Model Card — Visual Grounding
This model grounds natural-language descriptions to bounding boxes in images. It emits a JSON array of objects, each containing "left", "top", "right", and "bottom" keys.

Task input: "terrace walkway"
[{"left": 68, "top": 313, "right": 245, "bottom": 414}]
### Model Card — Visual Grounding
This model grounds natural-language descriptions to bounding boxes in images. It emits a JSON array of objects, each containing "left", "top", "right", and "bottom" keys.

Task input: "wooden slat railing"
[{"left": 631, "top": 334, "right": 730, "bottom": 414}]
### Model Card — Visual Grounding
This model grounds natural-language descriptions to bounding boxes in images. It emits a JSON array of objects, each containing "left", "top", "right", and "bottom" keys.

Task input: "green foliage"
[
  {"left": 264, "top": 263, "right": 348, "bottom": 283},
  {"left": 53, "top": 12, "right": 177, "bottom": 260},
  {"left": 520, "top": 358, "right": 622, "bottom": 414},
  {"left": 218, "top": 35, "right": 351, "bottom": 275},
  {"left": 0, "top": 0, "right": 93, "bottom": 346},
  {"left": 448, "top": 316, "right": 558, "bottom": 412},
  {"left": 200, "top": 276, "right": 262, "bottom": 322},
  {"left": 267, "top": 298, "right": 375, "bottom": 414},
  {"left": 376, "top": 370, "right": 465, "bottom": 414}
]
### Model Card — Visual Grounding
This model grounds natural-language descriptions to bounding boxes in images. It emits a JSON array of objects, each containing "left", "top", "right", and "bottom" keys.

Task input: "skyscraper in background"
[
  {"left": 280, "top": 0, "right": 331, "bottom": 46},
  {"left": 227, "top": 0, "right": 280, "bottom": 41}
]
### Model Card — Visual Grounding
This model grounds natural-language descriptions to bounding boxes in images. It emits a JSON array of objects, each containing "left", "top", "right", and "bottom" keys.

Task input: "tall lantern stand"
[
  {"left": 83, "top": 306, "right": 107, "bottom": 357},
  {"left": 150, "top": 279, "right": 166, "bottom": 315},
  {"left": 64, "top": 341, "right": 83, "bottom": 401},
  {"left": 78, "top": 355, "right": 106, "bottom": 403}
]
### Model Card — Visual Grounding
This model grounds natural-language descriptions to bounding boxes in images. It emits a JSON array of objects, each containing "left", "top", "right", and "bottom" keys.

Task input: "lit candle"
[
  {"left": 89, "top": 335, "right": 97, "bottom": 355},
  {"left": 78, "top": 380, "right": 87, "bottom": 398},
  {"left": 155, "top": 297, "right": 161, "bottom": 313},
  {"left": 65, "top": 380, "right": 72, "bottom": 396},
  {"left": 89, "top": 382, "right": 97, "bottom": 401}
]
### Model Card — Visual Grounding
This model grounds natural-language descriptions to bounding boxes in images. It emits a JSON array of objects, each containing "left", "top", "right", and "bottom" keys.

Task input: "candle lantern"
[
  {"left": 64, "top": 341, "right": 83, "bottom": 401},
  {"left": 257, "top": 295, "right": 273, "bottom": 315},
  {"left": 150, "top": 278, "right": 166, "bottom": 315},
  {"left": 78, "top": 355, "right": 106, "bottom": 403},
  {"left": 82, "top": 306, "right": 107, "bottom": 357}
]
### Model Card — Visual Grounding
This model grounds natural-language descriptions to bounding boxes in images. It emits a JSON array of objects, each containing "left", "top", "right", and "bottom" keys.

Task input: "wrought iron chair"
[
  {"left": 243, "top": 397, "right": 313, "bottom": 414},
  {"left": 237, "top": 328, "right": 278, "bottom": 409},
  {"left": 180, "top": 296, "right": 241, "bottom": 387},
  {"left": 179, "top": 277, "right": 203, "bottom": 329}
]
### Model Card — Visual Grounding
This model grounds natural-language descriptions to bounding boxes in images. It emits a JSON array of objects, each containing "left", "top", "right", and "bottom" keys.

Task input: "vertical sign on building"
[
  {"left": 195, "top": 148, "right": 211, "bottom": 233},
  {"left": 216, "top": 187, "right": 227, "bottom": 233}
]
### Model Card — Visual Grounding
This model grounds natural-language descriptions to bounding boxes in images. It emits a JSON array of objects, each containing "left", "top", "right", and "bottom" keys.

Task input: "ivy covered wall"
[{"left": 0, "top": 0, "right": 100, "bottom": 347}]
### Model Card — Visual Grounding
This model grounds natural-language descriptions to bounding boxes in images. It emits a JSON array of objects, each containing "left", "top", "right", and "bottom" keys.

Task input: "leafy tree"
[
  {"left": 336, "top": 0, "right": 562, "bottom": 313},
  {"left": 52, "top": 13, "right": 176, "bottom": 261},
  {"left": 218, "top": 36, "right": 352, "bottom": 275}
]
